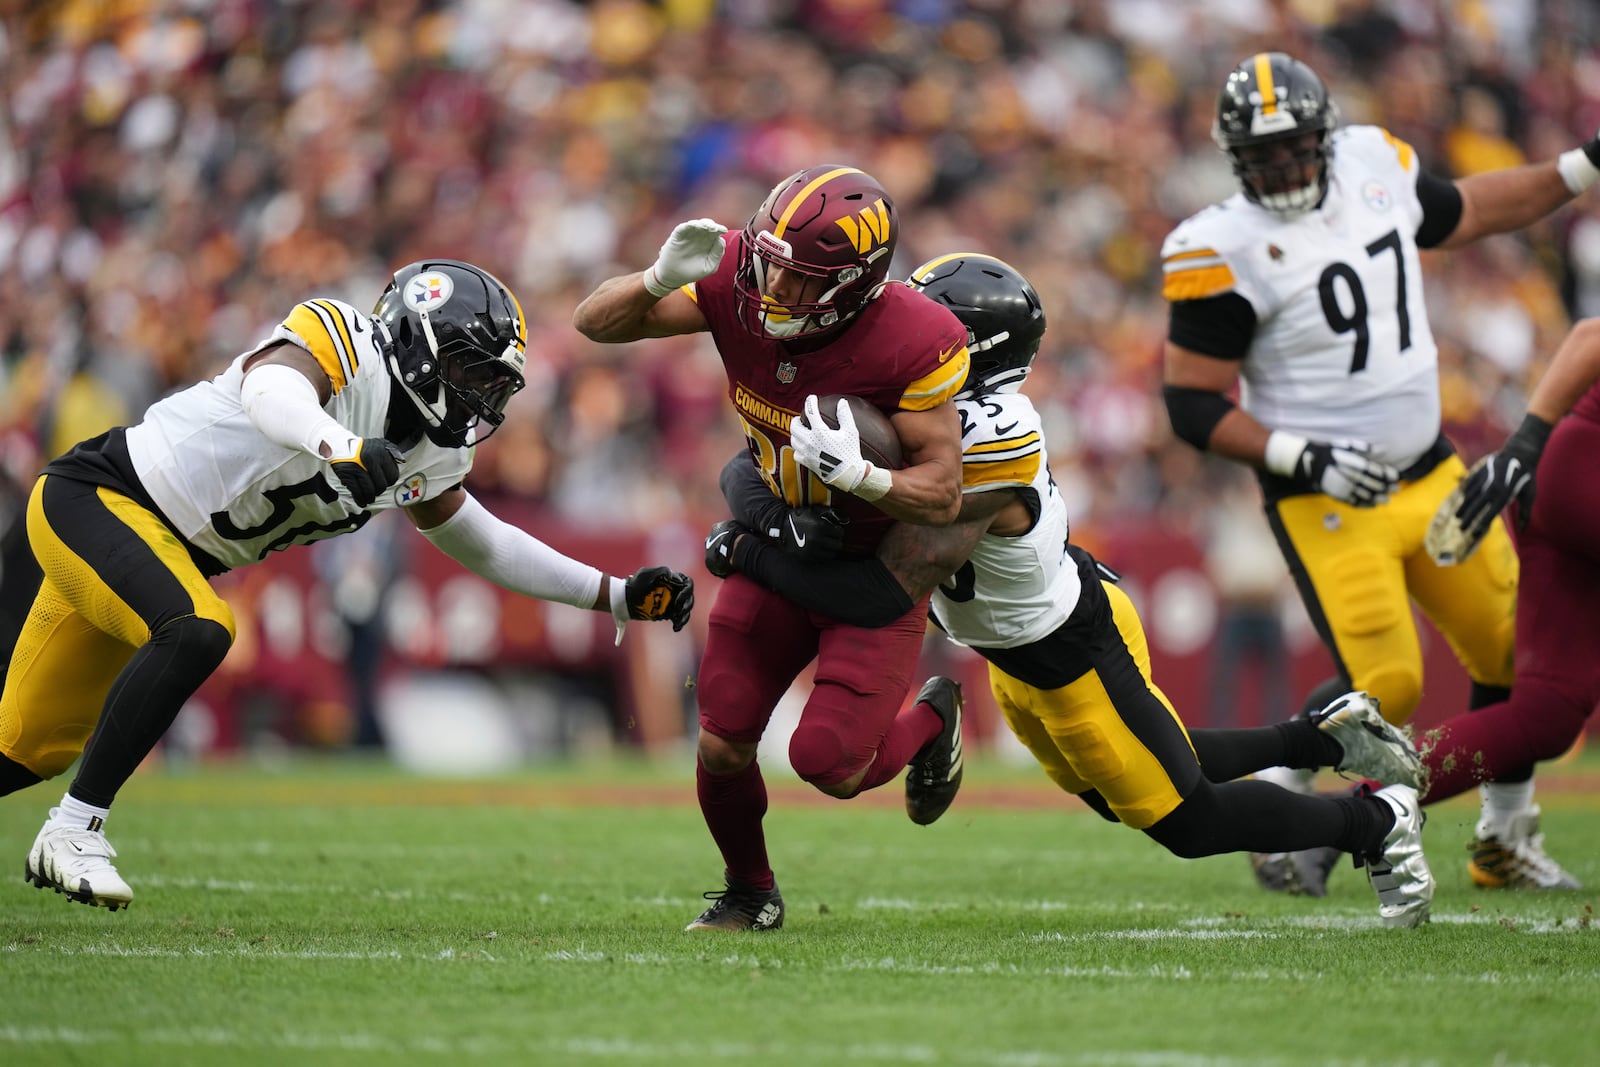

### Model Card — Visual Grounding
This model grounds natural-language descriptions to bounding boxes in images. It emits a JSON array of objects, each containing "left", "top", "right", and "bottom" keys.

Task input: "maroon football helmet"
[{"left": 734, "top": 165, "right": 898, "bottom": 341}]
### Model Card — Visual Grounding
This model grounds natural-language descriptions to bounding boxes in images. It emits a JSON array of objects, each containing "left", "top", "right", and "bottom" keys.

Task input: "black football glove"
[
  {"left": 624, "top": 565, "right": 695, "bottom": 631},
  {"left": 774, "top": 505, "right": 847, "bottom": 561},
  {"left": 328, "top": 437, "right": 405, "bottom": 507},
  {"left": 1456, "top": 414, "right": 1553, "bottom": 538},
  {"left": 704, "top": 520, "right": 747, "bottom": 579}
]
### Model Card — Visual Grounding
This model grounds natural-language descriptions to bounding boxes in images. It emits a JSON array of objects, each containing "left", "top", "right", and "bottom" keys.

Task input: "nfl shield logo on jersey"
[
  {"left": 394, "top": 473, "right": 428, "bottom": 506},
  {"left": 776, "top": 361, "right": 797, "bottom": 384}
]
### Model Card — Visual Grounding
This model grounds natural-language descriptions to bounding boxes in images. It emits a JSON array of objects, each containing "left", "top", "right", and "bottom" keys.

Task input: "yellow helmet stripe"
[
  {"left": 910, "top": 251, "right": 1023, "bottom": 284},
  {"left": 1253, "top": 53, "right": 1278, "bottom": 114},
  {"left": 773, "top": 167, "right": 863, "bottom": 239},
  {"left": 504, "top": 285, "right": 528, "bottom": 351}
]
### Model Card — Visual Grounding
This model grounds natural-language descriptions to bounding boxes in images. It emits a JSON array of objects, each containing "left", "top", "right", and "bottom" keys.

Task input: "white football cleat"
[
  {"left": 25, "top": 814, "right": 133, "bottom": 911},
  {"left": 1364, "top": 784, "right": 1433, "bottom": 929},
  {"left": 1468, "top": 805, "right": 1582, "bottom": 890},
  {"left": 1313, "top": 690, "right": 1422, "bottom": 788}
]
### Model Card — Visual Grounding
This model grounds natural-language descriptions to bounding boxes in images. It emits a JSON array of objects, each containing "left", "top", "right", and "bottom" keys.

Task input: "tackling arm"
[
  {"left": 407, "top": 488, "right": 694, "bottom": 638},
  {"left": 719, "top": 489, "right": 1008, "bottom": 628}
]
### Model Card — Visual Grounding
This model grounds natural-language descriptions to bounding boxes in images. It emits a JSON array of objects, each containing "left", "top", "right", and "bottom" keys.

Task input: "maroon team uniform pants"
[
  {"left": 696, "top": 572, "right": 930, "bottom": 787},
  {"left": 1424, "top": 412, "right": 1600, "bottom": 800}
]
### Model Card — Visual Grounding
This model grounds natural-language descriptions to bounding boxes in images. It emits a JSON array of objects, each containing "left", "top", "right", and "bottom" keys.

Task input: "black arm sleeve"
[
  {"left": 1414, "top": 170, "right": 1464, "bottom": 249},
  {"left": 731, "top": 537, "right": 914, "bottom": 628},
  {"left": 719, "top": 451, "right": 786, "bottom": 535},
  {"left": 1162, "top": 385, "right": 1237, "bottom": 451},
  {"left": 1166, "top": 292, "right": 1256, "bottom": 358}
]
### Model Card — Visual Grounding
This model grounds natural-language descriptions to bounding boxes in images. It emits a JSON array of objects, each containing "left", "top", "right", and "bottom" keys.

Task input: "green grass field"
[{"left": 2, "top": 750, "right": 1596, "bottom": 1067}]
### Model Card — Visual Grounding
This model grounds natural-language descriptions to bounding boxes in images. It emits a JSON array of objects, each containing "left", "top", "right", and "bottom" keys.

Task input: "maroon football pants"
[
  {"left": 1421, "top": 414, "right": 1600, "bottom": 802},
  {"left": 697, "top": 572, "right": 930, "bottom": 786}
]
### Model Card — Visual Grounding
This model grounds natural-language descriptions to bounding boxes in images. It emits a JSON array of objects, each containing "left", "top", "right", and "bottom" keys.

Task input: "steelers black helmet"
[
  {"left": 1213, "top": 52, "right": 1340, "bottom": 216},
  {"left": 908, "top": 253, "right": 1045, "bottom": 397},
  {"left": 374, "top": 260, "right": 528, "bottom": 449}
]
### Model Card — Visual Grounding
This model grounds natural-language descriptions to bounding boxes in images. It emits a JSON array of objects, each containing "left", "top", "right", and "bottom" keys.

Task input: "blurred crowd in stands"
[
  {"left": 5, "top": 0, "right": 1600, "bottom": 534},
  {"left": 3, "top": 1, "right": 1600, "bottom": 751}
]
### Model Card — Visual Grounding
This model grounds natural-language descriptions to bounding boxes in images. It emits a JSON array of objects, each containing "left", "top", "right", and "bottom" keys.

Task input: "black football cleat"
[
  {"left": 905, "top": 676, "right": 964, "bottom": 826},
  {"left": 684, "top": 874, "right": 785, "bottom": 932}
]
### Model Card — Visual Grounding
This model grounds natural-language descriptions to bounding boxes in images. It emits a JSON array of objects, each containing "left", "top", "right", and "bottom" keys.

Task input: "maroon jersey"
[
  {"left": 689, "top": 231, "right": 971, "bottom": 554},
  {"left": 1570, "top": 378, "right": 1600, "bottom": 426}
]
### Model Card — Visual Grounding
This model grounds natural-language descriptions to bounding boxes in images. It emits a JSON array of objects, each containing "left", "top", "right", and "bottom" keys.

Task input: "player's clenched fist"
[
  {"left": 328, "top": 437, "right": 405, "bottom": 507},
  {"left": 624, "top": 565, "right": 696, "bottom": 630}
]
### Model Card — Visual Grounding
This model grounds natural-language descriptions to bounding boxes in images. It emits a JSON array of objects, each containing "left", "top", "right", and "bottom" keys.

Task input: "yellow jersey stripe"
[
  {"left": 962, "top": 453, "right": 1041, "bottom": 490},
  {"left": 773, "top": 168, "right": 862, "bottom": 238},
  {"left": 1162, "top": 247, "right": 1221, "bottom": 264},
  {"left": 1381, "top": 129, "right": 1415, "bottom": 172},
  {"left": 310, "top": 300, "right": 359, "bottom": 379},
  {"left": 966, "top": 431, "right": 1042, "bottom": 457},
  {"left": 1254, "top": 53, "right": 1277, "bottom": 113},
  {"left": 1162, "top": 263, "right": 1236, "bottom": 302},
  {"left": 283, "top": 303, "right": 351, "bottom": 392},
  {"left": 900, "top": 348, "right": 970, "bottom": 408}
]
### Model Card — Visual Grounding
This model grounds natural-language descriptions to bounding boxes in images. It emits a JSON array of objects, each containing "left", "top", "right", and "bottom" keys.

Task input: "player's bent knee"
[
  {"left": 696, "top": 729, "right": 755, "bottom": 774},
  {"left": 1143, "top": 790, "right": 1222, "bottom": 859},
  {"left": 788, "top": 721, "right": 856, "bottom": 788},
  {"left": 1513, "top": 680, "right": 1592, "bottom": 762},
  {"left": 159, "top": 615, "right": 235, "bottom": 674}
]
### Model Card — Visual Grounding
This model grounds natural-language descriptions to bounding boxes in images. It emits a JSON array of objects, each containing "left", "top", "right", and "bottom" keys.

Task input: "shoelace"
[{"left": 50, "top": 826, "right": 118, "bottom": 859}]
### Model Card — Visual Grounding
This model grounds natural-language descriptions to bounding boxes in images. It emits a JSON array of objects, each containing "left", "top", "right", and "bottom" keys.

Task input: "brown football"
[{"left": 813, "top": 394, "right": 905, "bottom": 471}]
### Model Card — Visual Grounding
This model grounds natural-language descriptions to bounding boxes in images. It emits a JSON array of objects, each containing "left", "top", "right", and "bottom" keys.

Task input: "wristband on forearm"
[
  {"left": 1557, "top": 137, "right": 1600, "bottom": 196},
  {"left": 1508, "top": 412, "right": 1554, "bottom": 461}
]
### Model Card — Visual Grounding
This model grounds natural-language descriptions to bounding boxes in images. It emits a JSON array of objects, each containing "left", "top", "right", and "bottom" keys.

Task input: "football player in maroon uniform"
[
  {"left": 1420, "top": 317, "right": 1600, "bottom": 889},
  {"left": 574, "top": 165, "right": 972, "bottom": 931}
]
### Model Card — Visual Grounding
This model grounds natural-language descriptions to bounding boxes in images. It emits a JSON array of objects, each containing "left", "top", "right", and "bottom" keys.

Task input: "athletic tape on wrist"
[
  {"left": 642, "top": 266, "right": 676, "bottom": 299},
  {"left": 1558, "top": 146, "right": 1600, "bottom": 196},
  {"left": 854, "top": 464, "right": 893, "bottom": 502}
]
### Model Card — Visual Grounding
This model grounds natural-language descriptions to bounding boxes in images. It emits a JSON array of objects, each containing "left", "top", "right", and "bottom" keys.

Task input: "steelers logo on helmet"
[
  {"left": 734, "top": 165, "right": 899, "bottom": 343},
  {"left": 406, "top": 271, "right": 455, "bottom": 313},
  {"left": 375, "top": 260, "right": 528, "bottom": 450}
]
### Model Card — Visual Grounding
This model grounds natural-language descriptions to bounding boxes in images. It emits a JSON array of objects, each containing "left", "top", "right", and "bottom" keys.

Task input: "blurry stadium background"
[{"left": 2, "top": 0, "right": 1598, "bottom": 774}]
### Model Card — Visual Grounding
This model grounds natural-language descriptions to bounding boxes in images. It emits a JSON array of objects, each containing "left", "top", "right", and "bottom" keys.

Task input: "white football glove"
[
  {"left": 791, "top": 395, "right": 878, "bottom": 496},
  {"left": 643, "top": 218, "right": 728, "bottom": 297},
  {"left": 1265, "top": 431, "right": 1399, "bottom": 507}
]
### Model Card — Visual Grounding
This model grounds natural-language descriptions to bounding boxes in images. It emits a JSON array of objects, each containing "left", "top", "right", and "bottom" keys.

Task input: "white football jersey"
[
  {"left": 124, "top": 298, "right": 471, "bottom": 570},
  {"left": 1162, "top": 125, "right": 1440, "bottom": 469},
  {"left": 930, "top": 392, "right": 1081, "bottom": 649}
]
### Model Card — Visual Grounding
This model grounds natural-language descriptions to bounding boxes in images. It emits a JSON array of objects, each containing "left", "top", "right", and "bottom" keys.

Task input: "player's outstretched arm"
[
  {"left": 406, "top": 488, "right": 694, "bottom": 640},
  {"left": 1442, "top": 131, "right": 1600, "bottom": 248},
  {"left": 706, "top": 489, "right": 1006, "bottom": 628},
  {"left": 571, "top": 219, "right": 724, "bottom": 342}
]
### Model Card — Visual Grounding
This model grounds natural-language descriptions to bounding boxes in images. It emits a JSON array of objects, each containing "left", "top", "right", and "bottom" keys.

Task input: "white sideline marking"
[
  {"left": 9, "top": 938, "right": 1595, "bottom": 986},
  {"left": 0, "top": 1026, "right": 1553, "bottom": 1067}
]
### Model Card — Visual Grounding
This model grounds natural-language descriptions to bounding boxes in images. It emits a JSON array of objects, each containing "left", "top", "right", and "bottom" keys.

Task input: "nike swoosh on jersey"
[{"left": 938, "top": 343, "right": 958, "bottom": 363}]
